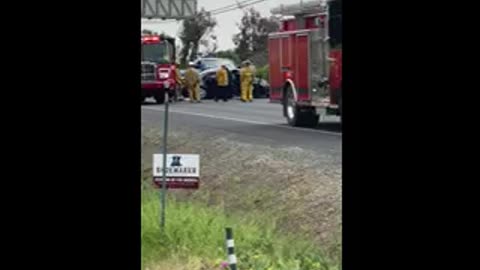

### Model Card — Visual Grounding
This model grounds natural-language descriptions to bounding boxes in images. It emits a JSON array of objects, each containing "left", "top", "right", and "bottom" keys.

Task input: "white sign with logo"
[{"left": 153, "top": 154, "right": 200, "bottom": 178}]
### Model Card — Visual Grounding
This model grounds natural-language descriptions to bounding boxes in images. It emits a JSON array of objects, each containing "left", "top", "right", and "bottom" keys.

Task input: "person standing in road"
[
  {"left": 184, "top": 62, "right": 201, "bottom": 103},
  {"left": 240, "top": 61, "right": 253, "bottom": 102},
  {"left": 224, "top": 65, "right": 234, "bottom": 100},
  {"left": 246, "top": 60, "right": 255, "bottom": 102},
  {"left": 239, "top": 61, "right": 248, "bottom": 102},
  {"left": 172, "top": 61, "right": 183, "bottom": 102},
  {"left": 215, "top": 64, "right": 229, "bottom": 102}
]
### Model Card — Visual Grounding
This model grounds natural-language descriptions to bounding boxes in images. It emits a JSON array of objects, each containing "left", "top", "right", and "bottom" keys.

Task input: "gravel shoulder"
[{"left": 142, "top": 126, "right": 342, "bottom": 255}]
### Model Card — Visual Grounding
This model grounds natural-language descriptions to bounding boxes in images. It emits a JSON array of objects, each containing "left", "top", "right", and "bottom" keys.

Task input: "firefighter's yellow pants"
[
  {"left": 248, "top": 83, "right": 253, "bottom": 101},
  {"left": 188, "top": 84, "right": 200, "bottom": 102},
  {"left": 241, "top": 81, "right": 253, "bottom": 101}
]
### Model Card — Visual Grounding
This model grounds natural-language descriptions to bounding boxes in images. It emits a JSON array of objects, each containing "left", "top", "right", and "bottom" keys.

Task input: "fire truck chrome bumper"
[
  {"left": 311, "top": 102, "right": 339, "bottom": 108},
  {"left": 310, "top": 98, "right": 338, "bottom": 108}
]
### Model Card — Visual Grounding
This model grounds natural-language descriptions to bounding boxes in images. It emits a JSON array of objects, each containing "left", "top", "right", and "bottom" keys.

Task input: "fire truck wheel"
[
  {"left": 154, "top": 93, "right": 165, "bottom": 104},
  {"left": 284, "top": 85, "right": 318, "bottom": 127}
]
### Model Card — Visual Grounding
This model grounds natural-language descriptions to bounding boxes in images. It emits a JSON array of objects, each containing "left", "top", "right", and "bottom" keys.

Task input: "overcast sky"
[{"left": 141, "top": 0, "right": 304, "bottom": 50}]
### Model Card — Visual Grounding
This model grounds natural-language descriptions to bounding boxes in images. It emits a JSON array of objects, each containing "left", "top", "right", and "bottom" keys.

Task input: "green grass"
[{"left": 142, "top": 187, "right": 340, "bottom": 270}]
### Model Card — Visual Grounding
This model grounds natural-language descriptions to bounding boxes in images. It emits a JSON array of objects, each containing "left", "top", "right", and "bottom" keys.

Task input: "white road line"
[{"left": 142, "top": 106, "right": 342, "bottom": 137}]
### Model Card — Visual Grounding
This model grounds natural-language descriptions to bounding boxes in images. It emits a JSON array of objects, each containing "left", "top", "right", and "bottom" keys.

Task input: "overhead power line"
[
  {"left": 208, "top": 0, "right": 257, "bottom": 13},
  {"left": 211, "top": 0, "right": 269, "bottom": 15}
]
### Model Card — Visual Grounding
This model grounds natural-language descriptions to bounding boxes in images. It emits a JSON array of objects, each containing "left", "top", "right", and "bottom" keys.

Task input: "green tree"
[
  {"left": 178, "top": 8, "right": 217, "bottom": 65},
  {"left": 233, "top": 8, "right": 279, "bottom": 66},
  {"left": 256, "top": 65, "right": 269, "bottom": 81}
]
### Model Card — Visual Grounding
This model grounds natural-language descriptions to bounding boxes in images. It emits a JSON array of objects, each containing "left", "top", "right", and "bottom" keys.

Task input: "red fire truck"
[
  {"left": 268, "top": 0, "right": 342, "bottom": 126},
  {"left": 141, "top": 34, "right": 178, "bottom": 104}
]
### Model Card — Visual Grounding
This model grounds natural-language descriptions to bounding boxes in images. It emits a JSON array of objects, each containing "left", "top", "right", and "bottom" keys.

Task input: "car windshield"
[
  {"left": 142, "top": 42, "right": 171, "bottom": 64},
  {"left": 202, "top": 59, "right": 236, "bottom": 70}
]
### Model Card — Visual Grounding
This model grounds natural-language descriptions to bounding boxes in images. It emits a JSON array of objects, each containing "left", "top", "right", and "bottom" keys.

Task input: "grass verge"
[{"left": 142, "top": 186, "right": 340, "bottom": 270}]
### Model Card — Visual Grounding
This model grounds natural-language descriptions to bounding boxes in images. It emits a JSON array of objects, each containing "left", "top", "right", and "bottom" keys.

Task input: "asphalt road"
[{"left": 142, "top": 98, "right": 341, "bottom": 157}]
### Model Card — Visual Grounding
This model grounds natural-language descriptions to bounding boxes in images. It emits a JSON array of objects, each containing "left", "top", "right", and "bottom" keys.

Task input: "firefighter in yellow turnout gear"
[
  {"left": 215, "top": 64, "right": 230, "bottom": 102},
  {"left": 240, "top": 60, "right": 254, "bottom": 102},
  {"left": 184, "top": 62, "right": 201, "bottom": 103},
  {"left": 172, "top": 62, "right": 183, "bottom": 102}
]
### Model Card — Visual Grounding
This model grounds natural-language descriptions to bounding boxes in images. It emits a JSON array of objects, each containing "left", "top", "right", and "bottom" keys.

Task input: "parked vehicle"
[
  {"left": 176, "top": 57, "right": 270, "bottom": 100},
  {"left": 199, "top": 68, "right": 270, "bottom": 99},
  {"left": 253, "top": 77, "right": 270, "bottom": 98},
  {"left": 192, "top": 58, "right": 237, "bottom": 72}
]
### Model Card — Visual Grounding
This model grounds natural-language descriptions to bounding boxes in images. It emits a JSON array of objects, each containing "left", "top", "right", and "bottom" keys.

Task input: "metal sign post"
[
  {"left": 153, "top": 91, "right": 200, "bottom": 230},
  {"left": 160, "top": 92, "right": 169, "bottom": 230},
  {"left": 153, "top": 99, "right": 200, "bottom": 230}
]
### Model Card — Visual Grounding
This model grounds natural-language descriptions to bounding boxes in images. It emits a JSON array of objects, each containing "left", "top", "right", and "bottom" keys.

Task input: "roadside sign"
[{"left": 153, "top": 154, "right": 200, "bottom": 189}]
